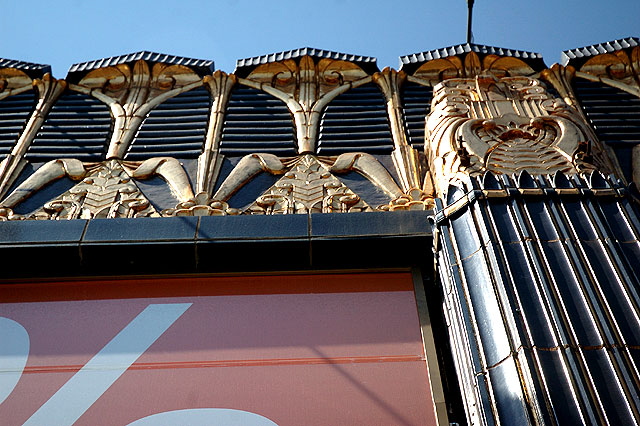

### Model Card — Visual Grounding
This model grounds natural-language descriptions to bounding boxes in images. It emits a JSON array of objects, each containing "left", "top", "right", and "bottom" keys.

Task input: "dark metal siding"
[
  {"left": 435, "top": 172, "right": 640, "bottom": 425},
  {"left": 573, "top": 78, "right": 640, "bottom": 181},
  {"left": 219, "top": 85, "right": 296, "bottom": 157},
  {"left": 401, "top": 81, "right": 432, "bottom": 151},
  {"left": 318, "top": 83, "right": 393, "bottom": 155},
  {"left": 126, "top": 87, "right": 210, "bottom": 160},
  {"left": 27, "top": 91, "right": 111, "bottom": 162},
  {"left": 0, "top": 90, "right": 36, "bottom": 159}
]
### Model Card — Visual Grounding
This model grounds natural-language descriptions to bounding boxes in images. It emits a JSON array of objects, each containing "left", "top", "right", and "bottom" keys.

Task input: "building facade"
[{"left": 0, "top": 38, "right": 639, "bottom": 425}]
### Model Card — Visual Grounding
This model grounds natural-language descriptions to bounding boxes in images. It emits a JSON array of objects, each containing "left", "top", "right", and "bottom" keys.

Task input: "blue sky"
[{"left": 2, "top": 0, "right": 638, "bottom": 76}]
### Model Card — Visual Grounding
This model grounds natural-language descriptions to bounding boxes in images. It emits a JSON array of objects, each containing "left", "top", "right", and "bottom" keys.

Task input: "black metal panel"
[
  {"left": 534, "top": 348, "right": 590, "bottom": 424},
  {"left": 401, "top": 81, "right": 432, "bottom": 151},
  {"left": 219, "top": 85, "right": 296, "bottom": 157},
  {"left": 0, "top": 90, "right": 37, "bottom": 159},
  {"left": 582, "top": 348, "right": 638, "bottom": 424},
  {"left": 486, "top": 358, "right": 532, "bottom": 424},
  {"left": 573, "top": 78, "right": 640, "bottom": 182},
  {"left": 27, "top": 91, "right": 111, "bottom": 161},
  {"left": 318, "top": 83, "right": 393, "bottom": 155},
  {"left": 126, "top": 87, "right": 210, "bottom": 160},
  {"left": 0, "top": 212, "right": 432, "bottom": 279},
  {"left": 434, "top": 172, "right": 640, "bottom": 425}
]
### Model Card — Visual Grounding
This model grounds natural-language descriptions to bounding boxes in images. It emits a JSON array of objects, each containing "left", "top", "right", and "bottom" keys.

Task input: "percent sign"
[{"left": 0, "top": 304, "right": 279, "bottom": 426}]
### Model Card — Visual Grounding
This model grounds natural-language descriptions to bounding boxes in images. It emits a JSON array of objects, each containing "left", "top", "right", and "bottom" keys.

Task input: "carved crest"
[
  {"left": 425, "top": 74, "right": 603, "bottom": 195},
  {"left": 244, "top": 154, "right": 371, "bottom": 214},
  {"left": 31, "top": 160, "right": 159, "bottom": 220},
  {"left": 411, "top": 51, "right": 536, "bottom": 86}
]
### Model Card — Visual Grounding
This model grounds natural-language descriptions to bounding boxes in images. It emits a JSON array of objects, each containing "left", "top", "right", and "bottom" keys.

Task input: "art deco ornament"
[
  {"left": 69, "top": 59, "right": 203, "bottom": 159},
  {"left": 424, "top": 73, "right": 607, "bottom": 195},
  {"left": 0, "top": 157, "right": 194, "bottom": 220},
  {"left": 238, "top": 55, "right": 371, "bottom": 153}
]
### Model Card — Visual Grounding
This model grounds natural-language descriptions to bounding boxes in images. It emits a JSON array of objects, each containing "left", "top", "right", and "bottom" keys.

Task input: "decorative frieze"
[
  {"left": 0, "top": 44, "right": 634, "bottom": 219},
  {"left": 69, "top": 59, "right": 203, "bottom": 159},
  {"left": 239, "top": 55, "right": 371, "bottom": 154},
  {"left": 576, "top": 45, "right": 640, "bottom": 97},
  {"left": 424, "top": 73, "right": 609, "bottom": 195}
]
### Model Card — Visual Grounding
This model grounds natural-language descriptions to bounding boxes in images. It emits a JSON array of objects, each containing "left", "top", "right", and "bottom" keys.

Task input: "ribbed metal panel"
[
  {"left": 68, "top": 51, "right": 214, "bottom": 75},
  {"left": 401, "top": 82, "right": 432, "bottom": 151},
  {"left": 574, "top": 78, "right": 640, "bottom": 181},
  {"left": 400, "top": 43, "right": 546, "bottom": 74},
  {"left": 318, "top": 83, "right": 393, "bottom": 155},
  {"left": 234, "top": 47, "right": 378, "bottom": 77},
  {"left": 126, "top": 87, "right": 210, "bottom": 160},
  {"left": 0, "top": 90, "right": 37, "bottom": 158},
  {"left": 401, "top": 43, "right": 543, "bottom": 65},
  {"left": 219, "top": 85, "right": 296, "bottom": 157},
  {"left": 0, "top": 58, "right": 51, "bottom": 78},
  {"left": 562, "top": 37, "right": 640, "bottom": 66},
  {"left": 27, "top": 92, "right": 111, "bottom": 161},
  {"left": 435, "top": 171, "right": 640, "bottom": 425}
]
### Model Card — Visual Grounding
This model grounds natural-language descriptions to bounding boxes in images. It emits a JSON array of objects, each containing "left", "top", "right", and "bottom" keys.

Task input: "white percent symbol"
[{"left": 1, "top": 304, "right": 279, "bottom": 426}]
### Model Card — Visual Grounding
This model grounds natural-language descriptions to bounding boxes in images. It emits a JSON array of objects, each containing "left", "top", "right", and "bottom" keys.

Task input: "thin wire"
[{"left": 467, "top": 0, "right": 475, "bottom": 44}]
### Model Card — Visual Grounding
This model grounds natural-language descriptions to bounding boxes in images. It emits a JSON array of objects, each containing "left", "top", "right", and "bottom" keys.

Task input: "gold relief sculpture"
[
  {"left": 210, "top": 152, "right": 402, "bottom": 215},
  {"left": 424, "top": 73, "right": 607, "bottom": 196},
  {"left": 576, "top": 46, "right": 640, "bottom": 97},
  {"left": 238, "top": 55, "right": 371, "bottom": 153},
  {"left": 162, "top": 193, "right": 240, "bottom": 217},
  {"left": 244, "top": 154, "right": 371, "bottom": 214},
  {"left": 540, "top": 64, "right": 625, "bottom": 180},
  {"left": 379, "top": 188, "right": 435, "bottom": 211},
  {"left": 197, "top": 71, "right": 237, "bottom": 196},
  {"left": 198, "top": 56, "right": 414, "bottom": 215},
  {"left": 410, "top": 51, "right": 536, "bottom": 86},
  {"left": 1, "top": 160, "right": 158, "bottom": 220},
  {"left": 0, "top": 58, "right": 209, "bottom": 220},
  {"left": 69, "top": 59, "right": 204, "bottom": 159},
  {"left": 0, "top": 74, "right": 67, "bottom": 200},
  {"left": 372, "top": 68, "right": 423, "bottom": 194},
  {"left": 0, "top": 68, "right": 33, "bottom": 101},
  {"left": 34, "top": 160, "right": 158, "bottom": 220},
  {"left": 0, "top": 157, "right": 195, "bottom": 220}
]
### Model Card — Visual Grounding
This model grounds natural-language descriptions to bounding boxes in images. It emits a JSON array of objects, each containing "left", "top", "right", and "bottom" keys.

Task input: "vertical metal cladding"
[{"left": 434, "top": 171, "right": 640, "bottom": 425}]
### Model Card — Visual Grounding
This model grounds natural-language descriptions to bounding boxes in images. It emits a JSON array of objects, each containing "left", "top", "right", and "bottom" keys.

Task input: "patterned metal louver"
[
  {"left": 401, "top": 82, "right": 432, "bottom": 152},
  {"left": 0, "top": 90, "right": 37, "bottom": 159},
  {"left": 27, "top": 91, "right": 111, "bottom": 162},
  {"left": 573, "top": 78, "right": 640, "bottom": 181},
  {"left": 126, "top": 87, "right": 211, "bottom": 160},
  {"left": 318, "top": 83, "right": 393, "bottom": 155},
  {"left": 220, "top": 85, "right": 296, "bottom": 156}
]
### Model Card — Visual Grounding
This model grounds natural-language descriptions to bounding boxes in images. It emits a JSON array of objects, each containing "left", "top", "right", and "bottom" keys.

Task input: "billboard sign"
[{"left": 0, "top": 273, "right": 437, "bottom": 425}]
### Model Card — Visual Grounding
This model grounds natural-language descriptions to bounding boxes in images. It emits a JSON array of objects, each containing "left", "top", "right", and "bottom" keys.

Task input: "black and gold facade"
[{"left": 1, "top": 38, "right": 640, "bottom": 425}]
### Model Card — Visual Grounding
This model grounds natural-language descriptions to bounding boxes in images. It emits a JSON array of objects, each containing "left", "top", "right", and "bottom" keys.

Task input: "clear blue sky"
[{"left": 2, "top": 0, "right": 638, "bottom": 77}]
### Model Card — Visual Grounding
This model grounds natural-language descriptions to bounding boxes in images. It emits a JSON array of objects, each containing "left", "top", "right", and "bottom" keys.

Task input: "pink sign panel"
[{"left": 0, "top": 273, "right": 437, "bottom": 425}]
